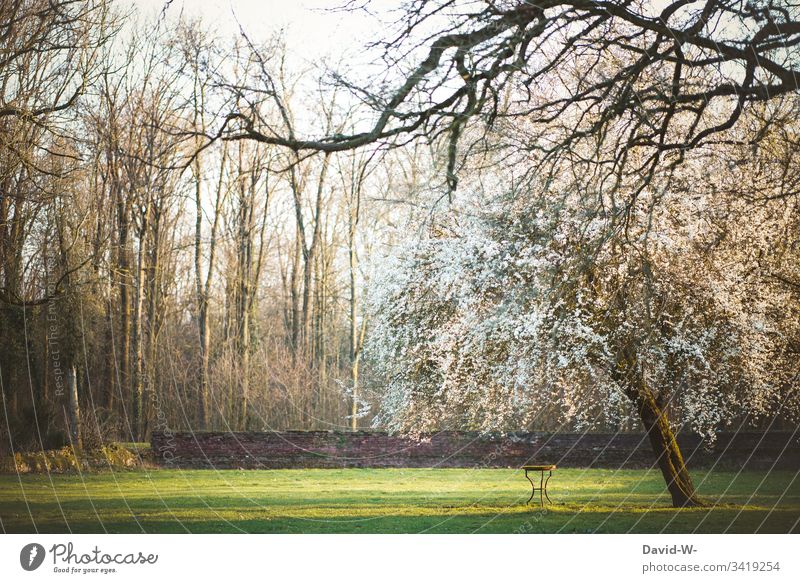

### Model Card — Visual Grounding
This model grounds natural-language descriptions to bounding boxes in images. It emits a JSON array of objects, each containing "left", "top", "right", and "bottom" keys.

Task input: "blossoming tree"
[{"left": 367, "top": 178, "right": 797, "bottom": 507}]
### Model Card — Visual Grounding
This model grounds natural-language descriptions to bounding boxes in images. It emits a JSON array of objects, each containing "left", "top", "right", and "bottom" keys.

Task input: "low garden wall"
[{"left": 151, "top": 430, "right": 799, "bottom": 470}]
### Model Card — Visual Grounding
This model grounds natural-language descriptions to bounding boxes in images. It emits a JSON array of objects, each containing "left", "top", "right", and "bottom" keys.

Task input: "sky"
[{"left": 124, "top": 0, "right": 386, "bottom": 67}]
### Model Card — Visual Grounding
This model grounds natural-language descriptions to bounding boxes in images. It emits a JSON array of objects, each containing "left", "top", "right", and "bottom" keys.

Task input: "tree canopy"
[{"left": 219, "top": 1, "right": 800, "bottom": 194}]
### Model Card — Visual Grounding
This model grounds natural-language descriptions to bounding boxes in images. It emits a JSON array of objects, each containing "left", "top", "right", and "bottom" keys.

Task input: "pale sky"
[{"left": 124, "top": 0, "right": 387, "bottom": 67}]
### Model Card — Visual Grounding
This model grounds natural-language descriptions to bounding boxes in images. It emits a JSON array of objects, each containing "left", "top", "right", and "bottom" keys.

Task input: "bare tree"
[
  {"left": 180, "top": 22, "right": 229, "bottom": 429},
  {"left": 216, "top": 1, "right": 800, "bottom": 195},
  {"left": 336, "top": 150, "right": 374, "bottom": 430},
  {"left": 0, "top": 0, "right": 109, "bottom": 123},
  {"left": 0, "top": 0, "right": 112, "bottom": 307}
]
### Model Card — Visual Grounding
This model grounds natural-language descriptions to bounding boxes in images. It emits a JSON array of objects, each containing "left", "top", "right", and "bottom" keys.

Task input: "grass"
[{"left": 0, "top": 467, "right": 797, "bottom": 533}]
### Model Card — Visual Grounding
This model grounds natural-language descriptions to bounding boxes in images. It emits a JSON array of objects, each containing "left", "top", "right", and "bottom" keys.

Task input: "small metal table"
[{"left": 523, "top": 465, "right": 556, "bottom": 506}]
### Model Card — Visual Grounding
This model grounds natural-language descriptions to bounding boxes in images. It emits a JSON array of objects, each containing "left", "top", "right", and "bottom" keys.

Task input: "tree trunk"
[
  {"left": 66, "top": 365, "right": 82, "bottom": 450},
  {"left": 348, "top": 224, "right": 359, "bottom": 431},
  {"left": 192, "top": 58, "right": 210, "bottom": 430},
  {"left": 635, "top": 388, "right": 703, "bottom": 507},
  {"left": 131, "top": 206, "right": 149, "bottom": 443},
  {"left": 197, "top": 302, "right": 210, "bottom": 427},
  {"left": 117, "top": 206, "right": 131, "bottom": 428},
  {"left": 194, "top": 143, "right": 226, "bottom": 430},
  {"left": 143, "top": 206, "right": 163, "bottom": 440},
  {"left": 350, "top": 358, "right": 359, "bottom": 431},
  {"left": 299, "top": 154, "right": 329, "bottom": 353},
  {"left": 103, "top": 288, "right": 115, "bottom": 413},
  {"left": 234, "top": 142, "right": 254, "bottom": 431},
  {"left": 345, "top": 153, "right": 369, "bottom": 432},
  {"left": 290, "top": 229, "right": 301, "bottom": 356},
  {"left": 240, "top": 315, "right": 249, "bottom": 430}
]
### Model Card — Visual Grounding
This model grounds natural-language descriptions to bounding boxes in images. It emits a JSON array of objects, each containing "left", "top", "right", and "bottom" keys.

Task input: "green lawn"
[{"left": 0, "top": 468, "right": 797, "bottom": 533}]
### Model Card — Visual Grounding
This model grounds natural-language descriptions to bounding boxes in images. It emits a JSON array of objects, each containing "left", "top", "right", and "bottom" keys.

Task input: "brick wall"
[{"left": 150, "top": 430, "right": 799, "bottom": 470}]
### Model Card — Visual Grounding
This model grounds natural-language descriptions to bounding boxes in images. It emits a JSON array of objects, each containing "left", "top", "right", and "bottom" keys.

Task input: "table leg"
[
  {"left": 543, "top": 470, "right": 552, "bottom": 504},
  {"left": 525, "top": 469, "right": 536, "bottom": 505},
  {"left": 539, "top": 471, "right": 544, "bottom": 506}
]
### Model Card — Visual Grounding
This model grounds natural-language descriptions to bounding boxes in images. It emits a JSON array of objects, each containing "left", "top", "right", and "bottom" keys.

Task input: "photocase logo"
[{"left": 20, "top": 543, "right": 46, "bottom": 571}]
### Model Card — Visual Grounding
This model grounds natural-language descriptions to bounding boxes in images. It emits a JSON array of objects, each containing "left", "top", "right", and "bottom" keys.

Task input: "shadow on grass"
[{"left": 3, "top": 502, "right": 797, "bottom": 534}]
